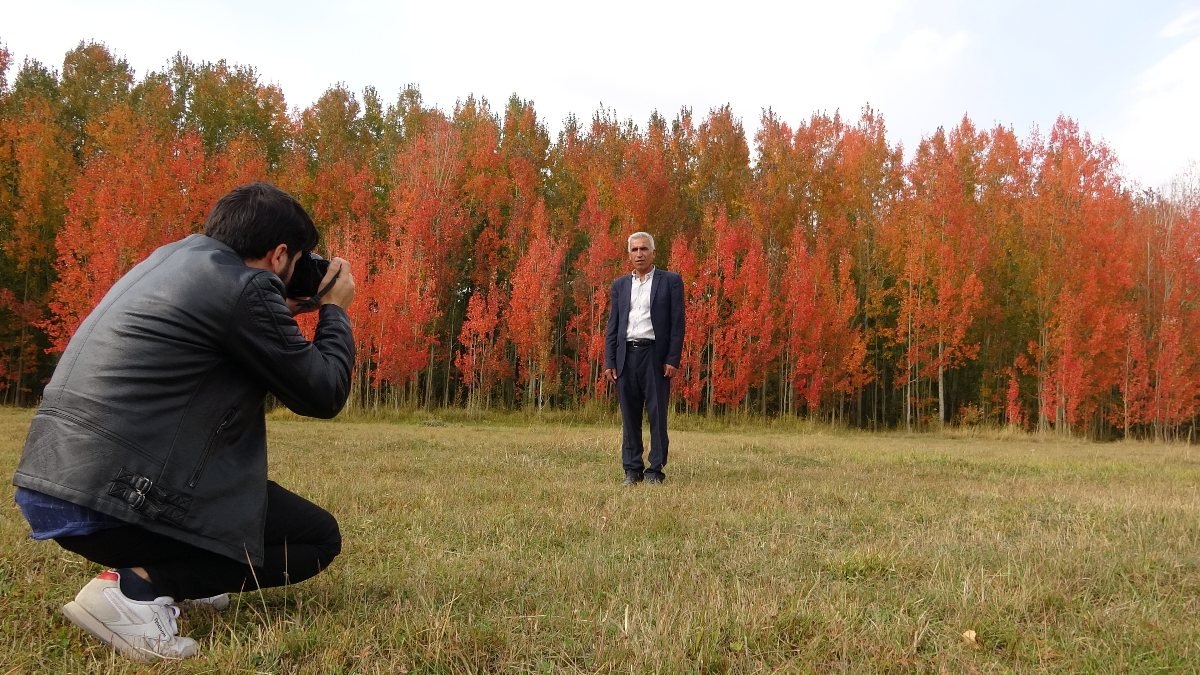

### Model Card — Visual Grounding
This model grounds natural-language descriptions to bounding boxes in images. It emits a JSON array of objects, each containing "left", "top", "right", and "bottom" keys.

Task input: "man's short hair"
[
  {"left": 628, "top": 232, "right": 655, "bottom": 251},
  {"left": 204, "top": 182, "right": 319, "bottom": 260}
]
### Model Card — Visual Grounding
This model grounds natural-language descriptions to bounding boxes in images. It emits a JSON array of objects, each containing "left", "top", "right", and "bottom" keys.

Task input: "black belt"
[{"left": 627, "top": 339, "right": 655, "bottom": 350}]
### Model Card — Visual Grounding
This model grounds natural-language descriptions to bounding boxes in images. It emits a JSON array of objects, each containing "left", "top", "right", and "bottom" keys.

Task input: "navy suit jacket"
[{"left": 604, "top": 269, "right": 685, "bottom": 377}]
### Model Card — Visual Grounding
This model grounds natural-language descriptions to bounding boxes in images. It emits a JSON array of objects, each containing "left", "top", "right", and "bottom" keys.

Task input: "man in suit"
[{"left": 604, "top": 231, "right": 685, "bottom": 485}]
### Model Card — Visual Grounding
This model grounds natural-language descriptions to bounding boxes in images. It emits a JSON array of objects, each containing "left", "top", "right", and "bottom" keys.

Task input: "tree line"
[{"left": 1, "top": 41, "right": 1198, "bottom": 439}]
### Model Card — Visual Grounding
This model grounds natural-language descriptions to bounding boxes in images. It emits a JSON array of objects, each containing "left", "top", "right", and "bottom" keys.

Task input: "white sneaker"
[
  {"left": 179, "top": 593, "right": 231, "bottom": 612},
  {"left": 61, "top": 570, "right": 199, "bottom": 662}
]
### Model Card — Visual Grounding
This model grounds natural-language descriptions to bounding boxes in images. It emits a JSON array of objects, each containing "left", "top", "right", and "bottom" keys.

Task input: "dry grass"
[{"left": 2, "top": 407, "right": 1199, "bottom": 673}]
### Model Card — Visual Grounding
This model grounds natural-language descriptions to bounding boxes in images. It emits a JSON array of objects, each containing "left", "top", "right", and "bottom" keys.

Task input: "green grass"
[{"left": 2, "top": 406, "right": 1199, "bottom": 673}]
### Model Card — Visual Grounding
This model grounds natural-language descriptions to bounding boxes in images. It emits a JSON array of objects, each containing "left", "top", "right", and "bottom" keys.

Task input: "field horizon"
[{"left": 2, "top": 407, "right": 1198, "bottom": 673}]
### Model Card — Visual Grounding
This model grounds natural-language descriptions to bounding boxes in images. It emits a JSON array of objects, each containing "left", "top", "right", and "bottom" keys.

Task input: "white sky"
[{"left": 4, "top": 0, "right": 1199, "bottom": 190}]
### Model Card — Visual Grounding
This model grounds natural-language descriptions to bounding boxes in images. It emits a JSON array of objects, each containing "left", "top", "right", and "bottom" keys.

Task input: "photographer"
[{"left": 12, "top": 182, "right": 356, "bottom": 661}]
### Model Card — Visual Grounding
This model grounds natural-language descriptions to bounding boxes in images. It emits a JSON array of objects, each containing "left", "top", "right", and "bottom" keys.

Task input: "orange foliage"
[{"left": 9, "top": 43, "right": 1200, "bottom": 435}]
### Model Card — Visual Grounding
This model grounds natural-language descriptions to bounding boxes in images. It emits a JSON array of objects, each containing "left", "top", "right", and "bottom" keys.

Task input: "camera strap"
[
  {"left": 311, "top": 263, "right": 342, "bottom": 305},
  {"left": 295, "top": 263, "right": 341, "bottom": 312}
]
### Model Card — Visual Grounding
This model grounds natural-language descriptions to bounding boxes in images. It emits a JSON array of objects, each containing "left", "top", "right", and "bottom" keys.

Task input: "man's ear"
[{"left": 267, "top": 243, "right": 290, "bottom": 275}]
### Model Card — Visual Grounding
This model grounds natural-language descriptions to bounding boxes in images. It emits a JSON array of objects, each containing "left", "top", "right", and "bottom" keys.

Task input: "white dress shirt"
[{"left": 626, "top": 268, "right": 655, "bottom": 341}]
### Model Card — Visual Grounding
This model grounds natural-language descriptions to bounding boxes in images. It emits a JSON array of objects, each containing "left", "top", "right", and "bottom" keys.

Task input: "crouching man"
[{"left": 12, "top": 182, "right": 356, "bottom": 661}]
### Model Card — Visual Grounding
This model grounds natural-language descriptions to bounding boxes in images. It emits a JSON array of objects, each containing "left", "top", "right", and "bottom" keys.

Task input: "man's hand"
[
  {"left": 320, "top": 258, "right": 356, "bottom": 309},
  {"left": 288, "top": 258, "right": 356, "bottom": 315},
  {"left": 603, "top": 368, "right": 617, "bottom": 382},
  {"left": 663, "top": 364, "right": 678, "bottom": 379}
]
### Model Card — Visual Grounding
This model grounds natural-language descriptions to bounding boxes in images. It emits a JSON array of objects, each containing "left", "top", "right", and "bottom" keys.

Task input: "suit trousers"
[
  {"left": 617, "top": 343, "right": 671, "bottom": 475},
  {"left": 52, "top": 481, "right": 340, "bottom": 600}
]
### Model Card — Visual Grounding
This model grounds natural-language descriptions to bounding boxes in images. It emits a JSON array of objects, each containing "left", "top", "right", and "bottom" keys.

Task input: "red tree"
[
  {"left": 1023, "top": 118, "right": 1135, "bottom": 434},
  {"left": 45, "top": 92, "right": 212, "bottom": 352},
  {"left": 455, "top": 276, "right": 509, "bottom": 410},
  {"left": 503, "top": 201, "right": 565, "bottom": 409},
  {"left": 567, "top": 189, "right": 624, "bottom": 401},
  {"left": 669, "top": 234, "right": 714, "bottom": 412},
  {"left": 889, "top": 122, "right": 987, "bottom": 428},
  {"left": 708, "top": 213, "right": 776, "bottom": 411},
  {"left": 780, "top": 231, "right": 869, "bottom": 418}
]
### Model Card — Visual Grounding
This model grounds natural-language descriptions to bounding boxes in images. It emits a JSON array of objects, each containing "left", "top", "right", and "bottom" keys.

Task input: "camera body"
[{"left": 286, "top": 251, "right": 331, "bottom": 299}]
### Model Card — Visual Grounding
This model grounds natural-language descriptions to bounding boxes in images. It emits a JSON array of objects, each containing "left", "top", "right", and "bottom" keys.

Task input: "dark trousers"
[
  {"left": 617, "top": 344, "right": 671, "bottom": 476},
  {"left": 54, "top": 481, "right": 340, "bottom": 601}
]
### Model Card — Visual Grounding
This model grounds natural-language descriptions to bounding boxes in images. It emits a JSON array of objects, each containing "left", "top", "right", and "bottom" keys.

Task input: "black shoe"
[
  {"left": 645, "top": 472, "right": 666, "bottom": 485},
  {"left": 622, "top": 472, "right": 644, "bottom": 486}
]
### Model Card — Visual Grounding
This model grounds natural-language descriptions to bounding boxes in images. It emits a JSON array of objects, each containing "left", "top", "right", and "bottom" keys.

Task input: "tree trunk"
[{"left": 937, "top": 339, "right": 946, "bottom": 428}]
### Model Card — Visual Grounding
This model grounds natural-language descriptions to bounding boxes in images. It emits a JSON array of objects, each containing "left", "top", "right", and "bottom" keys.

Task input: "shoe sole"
[
  {"left": 180, "top": 596, "right": 231, "bottom": 612},
  {"left": 62, "top": 601, "right": 160, "bottom": 662}
]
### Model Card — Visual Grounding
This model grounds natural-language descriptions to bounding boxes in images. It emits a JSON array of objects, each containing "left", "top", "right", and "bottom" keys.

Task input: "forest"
[{"left": 0, "top": 41, "right": 1197, "bottom": 439}]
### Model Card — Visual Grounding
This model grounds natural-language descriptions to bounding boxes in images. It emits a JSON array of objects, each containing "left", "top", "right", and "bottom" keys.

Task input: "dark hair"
[{"left": 203, "top": 182, "right": 319, "bottom": 259}]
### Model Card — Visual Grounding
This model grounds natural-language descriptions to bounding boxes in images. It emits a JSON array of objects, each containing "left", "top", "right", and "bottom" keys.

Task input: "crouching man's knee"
[{"left": 301, "top": 504, "right": 341, "bottom": 574}]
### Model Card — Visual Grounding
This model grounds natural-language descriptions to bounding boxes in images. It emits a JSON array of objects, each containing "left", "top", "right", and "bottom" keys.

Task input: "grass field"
[{"left": 2, "top": 406, "right": 1199, "bottom": 673}]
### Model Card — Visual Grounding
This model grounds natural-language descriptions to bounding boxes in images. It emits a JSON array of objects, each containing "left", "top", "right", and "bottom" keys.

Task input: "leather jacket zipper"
[
  {"left": 41, "top": 408, "right": 148, "bottom": 458},
  {"left": 188, "top": 407, "right": 236, "bottom": 488}
]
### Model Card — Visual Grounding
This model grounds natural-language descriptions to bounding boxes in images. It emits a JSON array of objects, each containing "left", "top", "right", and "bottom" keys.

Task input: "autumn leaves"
[{"left": 1, "top": 44, "right": 1197, "bottom": 437}]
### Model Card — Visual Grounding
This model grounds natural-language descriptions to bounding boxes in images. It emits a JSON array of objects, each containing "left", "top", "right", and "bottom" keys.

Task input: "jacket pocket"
[
  {"left": 40, "top": 407, "right": 157, "bottom": 463},
  {"left": 188, "top": 406, "right": 237, "bottom": 488}
]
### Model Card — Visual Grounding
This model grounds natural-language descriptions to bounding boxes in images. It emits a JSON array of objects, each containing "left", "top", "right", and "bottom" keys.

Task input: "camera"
[{"left": 286, "top": 251, "right": 332, "bottom": 299}]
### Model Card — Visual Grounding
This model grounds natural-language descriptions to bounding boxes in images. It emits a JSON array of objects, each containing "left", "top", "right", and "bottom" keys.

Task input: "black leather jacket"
[{"left": 13, "top": 235, "right": 355, "bottom": 566}]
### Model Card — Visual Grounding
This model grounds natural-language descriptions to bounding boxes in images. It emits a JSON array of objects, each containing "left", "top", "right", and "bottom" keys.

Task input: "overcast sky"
[{"left": 5, "top": 0, "right": 1199, "bottom": 189}]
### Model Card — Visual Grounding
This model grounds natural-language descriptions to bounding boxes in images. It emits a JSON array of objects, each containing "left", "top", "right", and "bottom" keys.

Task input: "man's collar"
[{"left": 631, "top": 266, "right": 656, "bottom": 280}]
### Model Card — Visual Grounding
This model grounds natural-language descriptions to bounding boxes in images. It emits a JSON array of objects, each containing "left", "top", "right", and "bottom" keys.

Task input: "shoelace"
[{"left": 153, "top": 599, "right": 182, "bottom": 635}]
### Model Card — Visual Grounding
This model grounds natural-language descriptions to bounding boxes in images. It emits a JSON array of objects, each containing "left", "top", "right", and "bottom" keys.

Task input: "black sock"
[{"left": 116, "top": 568, "right": 159, "bottom": 601}]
